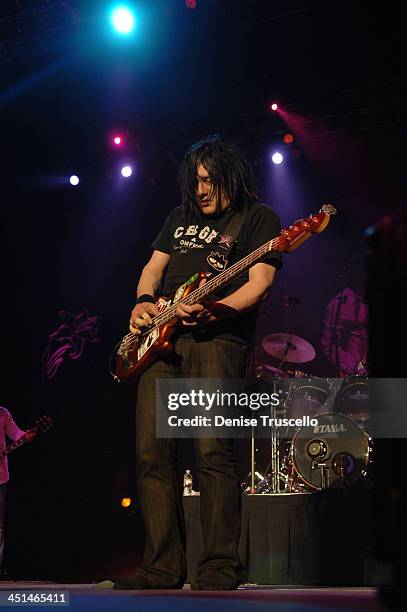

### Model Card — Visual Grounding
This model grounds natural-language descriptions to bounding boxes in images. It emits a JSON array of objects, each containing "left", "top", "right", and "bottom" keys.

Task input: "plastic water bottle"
[{"left": 183, "top": 469, "right": 193, "bottom": 496}]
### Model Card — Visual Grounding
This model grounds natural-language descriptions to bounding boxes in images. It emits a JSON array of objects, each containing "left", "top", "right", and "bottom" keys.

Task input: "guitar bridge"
[{"left": 117, "top": 334, "right": 138, "bottom": 357}]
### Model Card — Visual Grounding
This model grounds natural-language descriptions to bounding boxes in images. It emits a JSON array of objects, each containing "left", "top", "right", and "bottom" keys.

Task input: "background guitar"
[{"left": 0, "top": 415, "right": 53, "bottom": 459}]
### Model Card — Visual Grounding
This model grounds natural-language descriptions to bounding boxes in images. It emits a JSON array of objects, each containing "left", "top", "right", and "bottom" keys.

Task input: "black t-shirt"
[{"left": 151, "top": 203, "right": 282, "bottom": 345}]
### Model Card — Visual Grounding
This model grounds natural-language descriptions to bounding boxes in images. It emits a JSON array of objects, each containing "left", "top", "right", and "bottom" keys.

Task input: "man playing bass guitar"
[{"left": 115, "top": 135, "right": 283, "bottom": 590}]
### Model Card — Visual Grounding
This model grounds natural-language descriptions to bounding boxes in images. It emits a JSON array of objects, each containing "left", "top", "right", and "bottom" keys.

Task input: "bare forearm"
[
  {"left": 205, "top": 281, "right": 267, "bottom": 325},
  {"left": 136, "top": 266, "right": 162, "bottom": 299},
  {"left": 176, "top": 263, "right": 277, "bottom": 327},
  {"left": 217, "top": 278, "right": 269, "bottom": 313},
  {"left": 130, "top": 250, "right": 170, "bottom": 332},
  {"left": 202, "top": 279, "right": 270, "bottom": 324}
]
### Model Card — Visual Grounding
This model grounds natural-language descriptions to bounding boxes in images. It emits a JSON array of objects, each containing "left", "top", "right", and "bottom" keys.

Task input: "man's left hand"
[
  {"left": 24, "top": 431, "right": 37, "bottom": 442},
  {"left": 175, "top": 302, "right": 210, "bottom": 326},
  {"left": 175, "top": 300, "right": 237, "bottom": 327}
]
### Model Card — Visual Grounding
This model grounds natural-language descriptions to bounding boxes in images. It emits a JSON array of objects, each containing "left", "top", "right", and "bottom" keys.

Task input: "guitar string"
[{"left": 118, "top": 232, "right": 290, "bottom": 352}]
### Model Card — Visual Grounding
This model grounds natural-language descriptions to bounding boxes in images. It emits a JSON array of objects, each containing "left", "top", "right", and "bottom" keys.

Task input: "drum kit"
[{"left": 242, "top": 332, "right": 372, "bottom": 495}]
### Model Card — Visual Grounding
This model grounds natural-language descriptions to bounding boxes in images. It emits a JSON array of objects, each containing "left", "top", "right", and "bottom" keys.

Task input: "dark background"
[{"left": 0, "top": 0, "right": 405, "bottom": 580}]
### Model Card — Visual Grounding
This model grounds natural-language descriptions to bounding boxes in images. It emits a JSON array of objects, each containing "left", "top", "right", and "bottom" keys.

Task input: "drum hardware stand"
[
  {"left": 312, "top": 462, "right": 330, "bottom": 489},
  {"left": 261, "top": 344, "right": 293, "bottom": 494},
  {"left": 250, "top": 425, "right": 257, "bottom": 493},
  {"left": 240, "top": 426, "right": 266, "bottom": 494},
  {"left": 245, "top": 333, "right": 320, "bottom": 495},
  {"left": 251, "top": 426, "right": 255, "bottom": 493},
  {"left": 270, "top": 391, "right": 283, "bottom": 493},
  {"left": 243, "top": 354, "right": 266, "bottom": 494}
]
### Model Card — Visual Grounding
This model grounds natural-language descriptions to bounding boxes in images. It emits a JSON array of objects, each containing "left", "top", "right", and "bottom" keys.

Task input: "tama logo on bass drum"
[{"left": 313, "top": 423, "right": 347, "bottom": 434}]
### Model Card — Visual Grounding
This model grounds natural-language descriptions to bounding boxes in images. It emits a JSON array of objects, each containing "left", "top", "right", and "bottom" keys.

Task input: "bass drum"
[{"left": 290, "top": 413, "right": 371, "bottom": 491}]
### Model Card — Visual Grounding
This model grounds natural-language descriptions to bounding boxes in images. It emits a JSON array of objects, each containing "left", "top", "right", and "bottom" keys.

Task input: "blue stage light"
[
  {"left": 111, "top": 6, "right": 135, "bottom": 35},
  {"left": 69, "top": 175, "right": 80, "bottom": 186}
]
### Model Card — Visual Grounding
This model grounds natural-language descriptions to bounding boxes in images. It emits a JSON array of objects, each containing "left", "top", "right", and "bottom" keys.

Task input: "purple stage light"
[
  {"left": 69, "top": 175, "right": 79, "bottom": 186},
  {"left": 113, "top": 135, "right": 122, "bottom": 145}
]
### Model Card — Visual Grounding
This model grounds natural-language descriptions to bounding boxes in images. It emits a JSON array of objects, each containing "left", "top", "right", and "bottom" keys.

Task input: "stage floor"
[{"left": 0, "top": 582, "right": 385, "bottom": 611}]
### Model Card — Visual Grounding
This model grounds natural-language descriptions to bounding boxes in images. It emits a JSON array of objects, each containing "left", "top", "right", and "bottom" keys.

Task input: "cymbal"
[{"left": 261, "top": 333, "right": 316, "bottom": 364}]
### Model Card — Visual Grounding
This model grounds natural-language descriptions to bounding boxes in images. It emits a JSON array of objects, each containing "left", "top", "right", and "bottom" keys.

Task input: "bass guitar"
[{"left": 110, "top": 204, "right": 337, "bottom": 383}]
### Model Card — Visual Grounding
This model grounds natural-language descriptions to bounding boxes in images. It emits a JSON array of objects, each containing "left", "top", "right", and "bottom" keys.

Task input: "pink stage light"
[
  {"left": 270, "top": 103, "right": 278, "bottom": 111},
  {"left": 113, "top": 135, "right": 122, "bottom": 146}
]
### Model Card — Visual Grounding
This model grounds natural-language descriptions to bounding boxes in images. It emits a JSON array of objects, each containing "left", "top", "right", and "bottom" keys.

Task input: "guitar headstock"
[
  {"left": 276, "top": 204, "right": 337, "bottom": 253},
  {"left": 33, "top": 415, "right": 53, "bottom": 433}
]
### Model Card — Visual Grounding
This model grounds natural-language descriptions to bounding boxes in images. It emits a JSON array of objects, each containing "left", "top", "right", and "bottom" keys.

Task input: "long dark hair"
[{"left": 178, "top": 134, "right": 258, "bottom": 222}]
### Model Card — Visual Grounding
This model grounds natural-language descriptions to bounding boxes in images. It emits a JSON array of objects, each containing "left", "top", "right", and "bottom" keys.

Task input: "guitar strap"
[{"left": 205, "top": 206, "right": 248, "bottom": 277}]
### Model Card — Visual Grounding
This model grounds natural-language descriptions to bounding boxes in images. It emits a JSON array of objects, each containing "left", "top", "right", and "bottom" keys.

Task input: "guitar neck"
[
  {"left": 187, "top": 238, "right": 278, "bottom": 302},
  {"left": 0, "top": 429, "right": 36, "bottom": 459},
  {"left": 151, "top": 206, "right": 335, "bottom": 327}
]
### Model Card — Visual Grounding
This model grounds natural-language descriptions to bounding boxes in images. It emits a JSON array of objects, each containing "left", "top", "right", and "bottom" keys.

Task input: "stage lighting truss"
[{"left": 0, "top": 1, "right": 80, "bottom": 52}]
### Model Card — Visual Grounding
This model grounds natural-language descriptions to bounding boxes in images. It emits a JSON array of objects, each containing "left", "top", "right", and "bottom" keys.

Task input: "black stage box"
[{"left": 184, "top": 490, "right": 372, "bottom": 586}]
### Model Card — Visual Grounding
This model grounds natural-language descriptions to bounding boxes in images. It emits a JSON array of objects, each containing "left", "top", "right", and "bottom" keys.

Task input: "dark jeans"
[{"left": 135, "top": 335, "right": 248, "bottom": 589}]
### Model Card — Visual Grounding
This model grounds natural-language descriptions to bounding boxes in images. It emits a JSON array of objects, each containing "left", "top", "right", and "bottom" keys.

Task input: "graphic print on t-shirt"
[
  {"left": 172, "top": 223, "right": 232, "bottom": 273},
  {"left": 207, "top": 251, "right": 227, "bottom": 271},
  {"left": 172, "top": 224, "right": 220, "bottom": 252}
]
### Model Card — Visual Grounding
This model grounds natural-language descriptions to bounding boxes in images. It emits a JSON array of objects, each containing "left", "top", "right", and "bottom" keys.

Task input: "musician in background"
[
  {"left": 0, "top": 406, "right": 30, "bottom": 572},
  {"left": 321, "top": 286, "right": 368, "bottom": 377},
  {"left": 114, "top": 135, "right": 282, "bottom": 590}
]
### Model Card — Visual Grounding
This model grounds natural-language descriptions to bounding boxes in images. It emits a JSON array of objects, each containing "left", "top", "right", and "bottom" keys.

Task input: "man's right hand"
[{"left": 129, "top": 302, "right": 159, "bottom": 334}]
